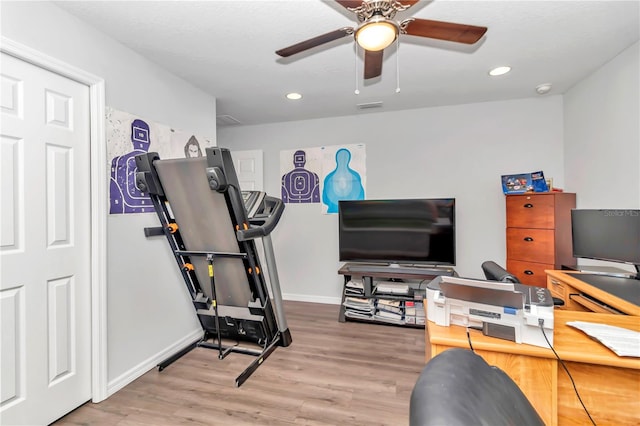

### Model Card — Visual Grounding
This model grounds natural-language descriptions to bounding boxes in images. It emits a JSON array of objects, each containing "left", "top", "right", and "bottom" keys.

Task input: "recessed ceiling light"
[
  {"left": 489, "top": 66, "right": 511, "bottom": 76},
  {"left": 286, "top": 92, "right": 302, "bottom": 100}
]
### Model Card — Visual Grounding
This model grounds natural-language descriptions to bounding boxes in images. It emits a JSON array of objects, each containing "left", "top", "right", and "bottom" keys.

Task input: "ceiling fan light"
[{"left": 355, "top": 20, "right": 398, "bottom": 52}]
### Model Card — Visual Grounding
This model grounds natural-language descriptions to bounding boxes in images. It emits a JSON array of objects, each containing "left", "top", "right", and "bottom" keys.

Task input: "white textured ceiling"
[{"left": 54, "top": 0, "right": 639, "bottom": 126}]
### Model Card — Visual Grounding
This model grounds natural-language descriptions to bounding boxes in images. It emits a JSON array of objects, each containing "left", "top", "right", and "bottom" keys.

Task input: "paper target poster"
[
  {"left": 106, "top": 107, "right": 213, "bottom": 214},
  {"left": 280, "top": 148, "right": 323, "bottom": 203},
  {"left": 169, "top": 129, "right": 215, "bottom": 160},
  {"left": 279, "top": 144, "right": 366, "bottom": 213},
  {"left": 320, "top": 144, "right": 366, "bottom": 214}
]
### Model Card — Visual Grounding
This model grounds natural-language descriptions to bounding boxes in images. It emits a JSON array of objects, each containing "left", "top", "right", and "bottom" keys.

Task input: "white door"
[
  {"left": 1, "top": 52, "right": 92, "bottom": 425},
  {"left": 232, "top": 149, "right": 263, "bottom": 191}
]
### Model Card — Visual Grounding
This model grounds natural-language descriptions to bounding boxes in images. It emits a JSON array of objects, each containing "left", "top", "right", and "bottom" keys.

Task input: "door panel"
[
  {"left": 232, "top": 149, "right": 263, "bottom": 191},
  {"left": 0, "top": 52, "right": 91, "bottom": 425},
  {"left": 0, "top": 135, "right": 23, "bottom": 250},
  {"left": 0, "top": 287, "right": 25, "bottom": 407}
]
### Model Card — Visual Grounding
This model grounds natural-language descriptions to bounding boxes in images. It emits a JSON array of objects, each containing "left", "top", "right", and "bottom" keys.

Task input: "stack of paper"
[
  {"left": 374, "top": 310, "right": 404, "bottom": 324},
  {"left": 567, "top": 321, "right": 640, "bottom": 357},
  {"left": 374, "top": 299, "right": 404, "bottom": 324},
  {"left": 343, "top": 297, "right": 375, "bottom": 320},
  {"left": 345, "top": 280, "right": 365, "bottom": 296},
  {"left": 377, "top": 299, "right": 403, "bottom": 314},
  {"left": 374, "top": 281, "right": 410, "bottom": 296}
]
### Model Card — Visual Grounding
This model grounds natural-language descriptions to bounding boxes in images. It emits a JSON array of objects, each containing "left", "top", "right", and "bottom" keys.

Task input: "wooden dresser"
[{"left": 506, "top": 192, "right": 576, "bottom": 287}]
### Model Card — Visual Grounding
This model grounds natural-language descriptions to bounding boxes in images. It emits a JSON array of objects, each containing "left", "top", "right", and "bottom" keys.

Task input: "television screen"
[
  {"left": 338, "top": 198, "right": 456, "bottom": 266},
  {"left": 571, "top": 209, "right": 640, "bottom": 265}
]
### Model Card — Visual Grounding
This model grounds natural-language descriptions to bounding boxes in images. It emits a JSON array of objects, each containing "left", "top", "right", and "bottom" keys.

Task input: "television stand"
[
  {"left": 337, "top": 263, "right": 458, "bottom": 328},
  {"left": 345, "top": 263, "right": 455, "bottom": 276}
]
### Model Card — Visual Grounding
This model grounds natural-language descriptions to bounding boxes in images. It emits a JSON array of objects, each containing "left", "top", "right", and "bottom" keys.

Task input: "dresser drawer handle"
[
  {"left": 523, "top": 237, "right": 534, "bottom": 242},
  {"left": 523, "top": 203, "right": 533, "bottom": 208},
  {"left": 524, "top": 270, "right": 534, "bottom": 275}
]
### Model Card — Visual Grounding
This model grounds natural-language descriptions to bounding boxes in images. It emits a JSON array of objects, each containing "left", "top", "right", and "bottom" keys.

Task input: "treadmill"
[{"left": 135, "top": 147, "right": 291, "bottom": 386}]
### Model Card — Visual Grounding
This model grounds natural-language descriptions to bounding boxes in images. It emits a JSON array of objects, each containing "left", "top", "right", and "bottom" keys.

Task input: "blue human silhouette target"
[
  {"left": 281, "top": 150, "right": 320, "bottom": 203},
  {"left": 322, "top": 148, "right": 365, "bottom": 213}
]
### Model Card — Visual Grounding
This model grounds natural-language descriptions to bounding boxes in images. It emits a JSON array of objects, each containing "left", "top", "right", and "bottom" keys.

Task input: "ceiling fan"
[{"left": 275, "top": 0, "right": 487, "bottom": 80}]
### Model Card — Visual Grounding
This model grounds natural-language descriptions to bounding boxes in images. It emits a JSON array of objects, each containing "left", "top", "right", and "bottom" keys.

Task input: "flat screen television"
[
  {"left": 338, "top": 198, "right": 456, "bottom": 266},
  {"left": 571, "top": 209, "right": 640, "bottom": 272}
]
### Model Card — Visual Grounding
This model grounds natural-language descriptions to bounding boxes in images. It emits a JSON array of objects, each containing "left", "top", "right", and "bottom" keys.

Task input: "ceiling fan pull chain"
[
  {"left": 354, "top": 43, "right": 360, "bottom": 95},
  {"left": 395, "top": 36, "right": 401, "bottom": 93}
]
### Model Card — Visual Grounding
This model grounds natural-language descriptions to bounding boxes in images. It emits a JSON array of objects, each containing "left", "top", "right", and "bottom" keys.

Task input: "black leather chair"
[
  {"left": 410, "top": 348, "right": 544, "bottom": 426},
  {"left": 481, "top": 260, "right": 564, "bottom": 306},
  {"left": 481, "top": 260, "right": 520, "bottom": 284}
]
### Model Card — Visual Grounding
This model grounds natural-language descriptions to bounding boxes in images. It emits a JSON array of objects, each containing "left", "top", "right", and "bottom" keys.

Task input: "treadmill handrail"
[
  {"left": 236, "top": 195, "right": 285, "bottom": 242},
  {"left": 175, "top": 250, "right": 247, "bottom": 259}
]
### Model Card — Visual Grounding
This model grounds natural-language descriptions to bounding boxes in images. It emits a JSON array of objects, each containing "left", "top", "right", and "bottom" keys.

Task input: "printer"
[{"left": 426, "top": 275, "right": 554, "bottom": 348}]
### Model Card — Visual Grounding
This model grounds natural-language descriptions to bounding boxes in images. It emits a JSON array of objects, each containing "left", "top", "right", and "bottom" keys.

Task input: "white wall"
[
  {"left": 219, "top": 96, "right": 565, "bottom": 303},
  {"left": 564, "top": 41, "right": 639, "bottom": 207},
  {"left": 1, "top": 1, "right": 214, "bottom": 391},
  {"left": 564, "top": 41, "right": 639, "bottom": 272}
]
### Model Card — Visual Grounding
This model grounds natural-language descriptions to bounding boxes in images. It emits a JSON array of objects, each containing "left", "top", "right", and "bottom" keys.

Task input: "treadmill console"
[{"left": 242, "top": 190, "right": 266, "bottom": 219}]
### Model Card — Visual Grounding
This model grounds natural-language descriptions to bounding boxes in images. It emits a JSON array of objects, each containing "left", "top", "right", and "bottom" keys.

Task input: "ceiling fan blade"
[
  {"left": 335, "top": 0, "right": 420, "bottom": 9},
  {"left": 397, "top": 0, "right": 421, "bottom": 7},
  {"left": 335, "top": 0, "right": 365, "bottom": 9},
  {"left": 276, "top": 27, "right": 354, "bottom": 57},
  {"left": 364, "top": 50, "right": 383, "bottom": 79},
  {"left": 403, "top": 18, "right": 487, "bottom": 44}
]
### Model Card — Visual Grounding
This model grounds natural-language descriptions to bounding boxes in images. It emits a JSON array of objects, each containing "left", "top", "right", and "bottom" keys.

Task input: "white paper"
[{"left": 567, "top": 321, "right": 640, "bottom": 357}]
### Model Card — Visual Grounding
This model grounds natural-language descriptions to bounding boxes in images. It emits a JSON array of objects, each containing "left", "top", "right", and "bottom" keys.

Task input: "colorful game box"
[{"left": 501, "top": 170, "right": 549, "bottom": 194}]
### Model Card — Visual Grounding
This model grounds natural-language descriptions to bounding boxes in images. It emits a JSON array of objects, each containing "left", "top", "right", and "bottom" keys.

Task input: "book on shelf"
[
  {"left": 405, "top": 301, "right": 416, "bottom": 317},
  {"left": 343, "top": 297, "right": 375, "bottom": 313},
  {"left": 376, "top": 299, "right": 403, "bottom": 314},
  {"left": 345, "top": 310, "right": 374, "bottom": 320},
  {"left": 374, "top": 310, "right": 404, "bottom": 324},
  {"left": 415, "top": 301, "right": 425, "bottom": 318},
  {"left": 413, "top": 301, "right": 425, "bottom": 325},
  {"left": 374, "top": 281, "right": 410, "bottom": 296},
  {"left": 345, "top": 280, "right": 365, "bottom": 296}
]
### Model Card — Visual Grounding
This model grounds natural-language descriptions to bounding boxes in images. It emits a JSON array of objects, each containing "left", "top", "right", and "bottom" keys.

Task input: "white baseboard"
[
  {"left": 106, "top": 328, "right": 203, "bottom": 398},
  {"left": 283, "top": 293, "right": 341, "bottom": 305}
]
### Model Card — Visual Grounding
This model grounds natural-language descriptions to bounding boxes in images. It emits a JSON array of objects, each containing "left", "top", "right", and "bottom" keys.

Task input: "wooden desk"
[
  {"left": 426, "top": 310, "right": 640, "bottom": 426},
  {"left": 546, "top": 270, "right": 640, "bottom": 315}
]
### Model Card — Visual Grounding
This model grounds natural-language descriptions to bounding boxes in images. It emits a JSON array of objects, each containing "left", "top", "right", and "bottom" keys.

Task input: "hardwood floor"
[{"left": 54, "top": 301, "right": 426, "bottom": 426}]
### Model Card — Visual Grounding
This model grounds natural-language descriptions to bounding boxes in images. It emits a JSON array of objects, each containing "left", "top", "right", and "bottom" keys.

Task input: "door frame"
[{"left": 1, "top": 36, "right": 108, "bottom": 403}]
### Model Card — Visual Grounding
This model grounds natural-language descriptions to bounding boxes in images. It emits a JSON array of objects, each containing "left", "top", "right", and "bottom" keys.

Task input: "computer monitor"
[{"left": 571, "top": 209, "right": 640, "bottom": 276}]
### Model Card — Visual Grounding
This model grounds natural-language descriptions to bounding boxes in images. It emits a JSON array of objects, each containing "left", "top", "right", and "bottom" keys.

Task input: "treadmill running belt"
[{"left": 155, "top": 157, "right": 252, "bottom": 307}]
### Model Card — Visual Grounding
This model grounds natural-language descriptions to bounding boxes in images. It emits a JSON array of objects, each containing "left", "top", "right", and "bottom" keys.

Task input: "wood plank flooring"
[{"left": 54, "top": 301, "right": 426, "bottom": 426}]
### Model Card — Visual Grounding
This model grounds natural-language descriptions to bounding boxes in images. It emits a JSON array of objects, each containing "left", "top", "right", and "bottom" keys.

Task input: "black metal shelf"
[{"left": 338, "top": 263, "right": 451, "bottom": 328}]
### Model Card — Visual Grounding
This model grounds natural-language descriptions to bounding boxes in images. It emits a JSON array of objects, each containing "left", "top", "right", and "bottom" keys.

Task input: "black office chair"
[
  {"left": 481, "top": 261, "right": 564, "bottom": 306},
  {"left": 410, "top": 348, "right": 544, "bottom": 426},
  {"left": 481, "top": 260, "right": 520, "bottom": 284}
]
